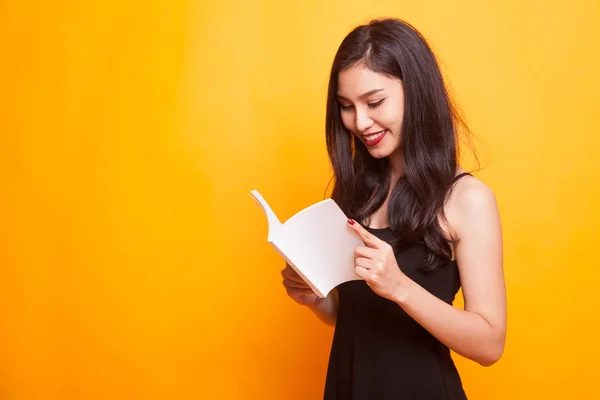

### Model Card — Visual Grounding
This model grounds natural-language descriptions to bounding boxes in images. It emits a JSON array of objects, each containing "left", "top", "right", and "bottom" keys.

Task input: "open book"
[{"left": 249, "top": 190, "right": 364, "bottom": 298}]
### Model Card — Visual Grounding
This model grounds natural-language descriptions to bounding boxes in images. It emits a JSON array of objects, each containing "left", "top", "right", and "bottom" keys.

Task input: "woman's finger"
[
  {"left": 281, "top": 264, "right": 306, "bottom": 283},
  {"left": 354, "top": 265, "right": 370, "bottom": 281},
  {"left": 283, "top": 277, "right": 310, "bottom": 289},
  {"left": 286, "top": 286, "right": 315, "bottom": 298},
  {"left": 355, "top": 256, "right": 372, "bottom": 269},
  {"left": 347, "top": 219, "right": 386, "bottom": 248},
  {"left": 354, "top": 245, "right": 379, "bottom": 259}
]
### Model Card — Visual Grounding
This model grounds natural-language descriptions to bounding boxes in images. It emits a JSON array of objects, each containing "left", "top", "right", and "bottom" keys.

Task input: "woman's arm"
[
  {"left": 350, "top": 178, "right": 506, "bottom": 366},
  {"left": 308, "top": 289, "right": 339, "bottom": 327}
]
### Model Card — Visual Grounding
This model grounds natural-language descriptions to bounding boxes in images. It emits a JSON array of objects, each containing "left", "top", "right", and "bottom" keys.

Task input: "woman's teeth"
[{"left": 366, "top": 131, "right": 385, "bottom": 141}]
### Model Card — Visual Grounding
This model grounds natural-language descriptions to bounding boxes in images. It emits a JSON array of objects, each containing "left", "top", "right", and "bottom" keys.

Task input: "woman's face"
[{"left": 337, "top": 64, "right": 405, "bottom": 160}]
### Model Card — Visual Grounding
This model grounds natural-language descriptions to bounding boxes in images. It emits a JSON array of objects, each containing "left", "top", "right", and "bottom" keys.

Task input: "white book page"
[{"left": 275, "top": 199, "right": 364, "bottom": 297}]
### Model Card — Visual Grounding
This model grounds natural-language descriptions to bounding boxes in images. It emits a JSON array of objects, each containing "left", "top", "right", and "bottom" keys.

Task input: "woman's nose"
[{"left": 354, "top": 108, "right": 373, "bottom": 133}]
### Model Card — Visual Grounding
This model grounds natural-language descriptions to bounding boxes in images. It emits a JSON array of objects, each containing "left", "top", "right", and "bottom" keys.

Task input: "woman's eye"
[
  {"left": 339, "top": 99, "right": 384, "bottom": 111},
  {"left": 367, "top": 99, "right": 385, "bottom": 108}
]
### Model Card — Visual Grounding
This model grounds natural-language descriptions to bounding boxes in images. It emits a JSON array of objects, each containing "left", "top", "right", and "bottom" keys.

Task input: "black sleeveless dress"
[{"left": 323, "top": 174, "right": 470, "bottom": 400}]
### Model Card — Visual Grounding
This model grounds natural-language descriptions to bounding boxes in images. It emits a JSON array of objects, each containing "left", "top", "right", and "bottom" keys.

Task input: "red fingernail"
[{"left": 347, "top": 219, "right": 355, "bottom": 225}]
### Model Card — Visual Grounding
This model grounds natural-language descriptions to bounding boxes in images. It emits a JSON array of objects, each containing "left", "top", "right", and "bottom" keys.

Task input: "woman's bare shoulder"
[{"left": 445, "top": 173, "right": 499, "bottom": 240}]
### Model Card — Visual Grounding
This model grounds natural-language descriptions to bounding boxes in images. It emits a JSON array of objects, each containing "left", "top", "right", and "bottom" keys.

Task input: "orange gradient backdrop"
[{"left": 1, "top": 1, "right": 599, "bottom": 399}]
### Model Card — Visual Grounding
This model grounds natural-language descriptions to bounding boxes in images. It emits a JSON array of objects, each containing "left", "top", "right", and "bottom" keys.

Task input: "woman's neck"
[{"left": 388, "top": 151, "right": 404, "bottom": 182}]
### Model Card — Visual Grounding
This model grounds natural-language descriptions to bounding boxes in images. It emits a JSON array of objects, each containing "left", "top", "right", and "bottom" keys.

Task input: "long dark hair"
[{"left": 325, "top": 18, "right": 473, "bottom": 271}]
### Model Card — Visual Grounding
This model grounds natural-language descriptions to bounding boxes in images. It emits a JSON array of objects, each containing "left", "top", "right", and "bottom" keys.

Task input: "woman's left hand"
[{"left": 347, "top": 219, "right": 408, "bottom": 302}]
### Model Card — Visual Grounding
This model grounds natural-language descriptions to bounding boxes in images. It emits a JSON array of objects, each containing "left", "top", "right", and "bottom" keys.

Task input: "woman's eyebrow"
[{"left": 336, "top": 88, "right": 385, "bottom": 101}]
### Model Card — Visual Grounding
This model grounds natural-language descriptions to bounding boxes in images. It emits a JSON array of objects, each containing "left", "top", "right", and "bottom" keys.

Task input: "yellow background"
[{"left": 1, "top": 0, "right": 598, "bottom": 399}]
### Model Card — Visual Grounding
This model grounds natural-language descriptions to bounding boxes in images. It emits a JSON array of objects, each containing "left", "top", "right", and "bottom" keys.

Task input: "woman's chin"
[{"left": 367, "top": 147, "right": 392, "bottom": 159}]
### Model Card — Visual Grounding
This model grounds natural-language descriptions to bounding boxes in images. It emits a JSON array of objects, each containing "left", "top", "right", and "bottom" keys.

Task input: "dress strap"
[{"left": 453, "top": 172, "right": 472, "bottom": 182}]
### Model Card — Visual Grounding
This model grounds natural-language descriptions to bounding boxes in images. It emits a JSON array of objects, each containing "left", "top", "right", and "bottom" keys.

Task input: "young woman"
[{"left": 281, "top": 18, "right": 506, "bottom": 399}]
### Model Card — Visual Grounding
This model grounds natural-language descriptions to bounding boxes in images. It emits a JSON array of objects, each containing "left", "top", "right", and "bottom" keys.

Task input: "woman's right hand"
[{"left": 281, "top": 263, "right": 321, "bottom": 306}]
